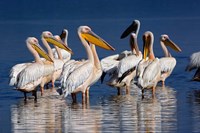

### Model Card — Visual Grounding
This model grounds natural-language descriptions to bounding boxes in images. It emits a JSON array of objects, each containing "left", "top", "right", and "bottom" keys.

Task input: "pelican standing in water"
[
  {"left": 61, "top": 26, "right": 115, "bottom": 103},
  {"left": 106, "top": 33, "right": 142, "bottom": 95},
  {"left": 136, "top": 31, "right": 161, "bottom": 98},
  {"left": 186, "top": 51, "right": 200, "bottom": 81},
  {"left": 40, "top": 31, "right": 72, "bottom": 95},
  {"left": 159, "top": 34, "right": 182, "bottom": 86},
  {"left": 100, "top": 20, "right": 140, "bottom": 83},
  {"left": 16, "top": 37, "right": 53, "bottom": 101}
]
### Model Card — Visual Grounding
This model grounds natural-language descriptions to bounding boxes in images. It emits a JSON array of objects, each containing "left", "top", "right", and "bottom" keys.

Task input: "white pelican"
[
  {"left": 40, "top": 31, "right": 72, "bottom": 95},
  {"left": 52, "top": 29, "right": 71, "bottom": 62},
  {"left": 100, "top": 20, "right": 140, "bottom": 83},
  {"left": 16, "top": 37, "right": 53, "bottom": 101},
  {"left": 106, "top": 33, "right": 142, "bottom": 95},
  {"left": 186, "top": 51, "right": 200, "bottom": 81},
  {"left": 61, "top": 26, "right": 115, "bottom": 103},
  {"left": 9, "top": 30, "right": 72, "bottom": 90},
  {"left": 136, "top": 31, "right": 161, "bottom": 98},
  {"left": 159, "top": 34, "right": 182, "bottom": 86}
]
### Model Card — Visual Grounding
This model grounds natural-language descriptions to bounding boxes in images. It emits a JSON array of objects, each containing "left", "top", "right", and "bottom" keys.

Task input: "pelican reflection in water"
[
  {"left": 11, "top": 96, "right": 103, "bottom": 133},
  {"left": 11, "top": 96, "right": 65, "bottom": 133},
  {"left": 137, "top": 86, "right": 177, "bottom": 132}
]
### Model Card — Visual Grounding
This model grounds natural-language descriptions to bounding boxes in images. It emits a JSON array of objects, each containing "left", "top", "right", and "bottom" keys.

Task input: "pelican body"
[
  {"left": 14, "top": 37, "right": 53, "bottom": 101},
  {"left": 136, "top": 31, "right": 161, "bottom": 98},
  {"left": 100, "top": 20, "right": 140, "bottom": 84},
  {"left": 61, "top": 26, "right": 115, "bottom": 103},
  {"left": 159, "top": 34, "right": 182, "bottom": 86},
  {"left": 40, "top": 31, "right": 72, "bottom": 95},
  {"left": 106, "top": 33, "right": 142, "bottom": 95}
]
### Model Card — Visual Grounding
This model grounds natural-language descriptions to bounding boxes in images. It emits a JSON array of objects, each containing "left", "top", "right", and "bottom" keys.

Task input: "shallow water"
[
  {"left": 10, "top": 85, "right": 178, "bottom": 133},
  {"left": 1, "top": 0, "right": 200, "bottom": 132}
]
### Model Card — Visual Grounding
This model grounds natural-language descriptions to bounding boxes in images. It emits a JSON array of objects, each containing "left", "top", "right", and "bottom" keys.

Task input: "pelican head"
[
  {"left": 60, "top": 29, "right": 68, "bottom": 40},
  {"left": 79, "top": 26, "right": 115, "bottom": 50},
  {"left": 26, "top": 37, "right": 53, "bottom": 62},
  {"left": 142, "top": 31, "right": 154, "bottom": 60},
  {"left": 121, "top": 19, "right": 140, "bottom": 39},
  {"left": 42, "top": 31, "right": 73, "bottom": 54},
  {"left": 160, "top": 34, "right": 182, "bottom": 52},
  {"left": 130, "top": 33, "right": 140, "bottom": 56}
]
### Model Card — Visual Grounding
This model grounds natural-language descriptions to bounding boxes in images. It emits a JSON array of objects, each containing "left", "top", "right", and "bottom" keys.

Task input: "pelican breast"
[{"left": 137, "top": 58, "right": 161, "bottom": 89}]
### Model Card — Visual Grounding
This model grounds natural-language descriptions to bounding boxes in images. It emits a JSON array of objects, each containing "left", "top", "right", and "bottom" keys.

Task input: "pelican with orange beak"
[
  {"left": 136, "top": 31, "right": 161, "bottom": 98},
  {"left": 159, "top": 34, "right": 182, "bottom": 86},
  {"left": 40, "top": 31, "right": 72, "bottom": 95},
  {"left": 61, "top": 26, "right": 115, "bottom": 103},
  {"left": 16, "top": 37, "right": 54, "bottom": 101}
]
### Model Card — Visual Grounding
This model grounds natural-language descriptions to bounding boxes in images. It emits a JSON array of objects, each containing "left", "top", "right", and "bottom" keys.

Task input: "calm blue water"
[{"left": 1, "top": 0, "right": 200, "bottom": 132}]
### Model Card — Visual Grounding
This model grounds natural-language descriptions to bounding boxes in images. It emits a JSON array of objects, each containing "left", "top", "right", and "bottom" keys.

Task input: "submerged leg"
[
  {"left": 162, "top": 80, "right": 165, "bottom": 87},
  {"left": 51, "top": 80, "right": 55, "bottom": 88},
  {"left": 82, "top": 92, "right": 86, "bottom": 104},
  {"left": 71, "top": 93, "right": 77, "bottom": 103},
  {"left": 126, "top": 86, "right": 130, "bottom": 95},
  {"left": 117, "top": 87, "right": 121, "bottom": 95},
  {"left": 152, "top": 86, "right": 156, "bottom": 98},
  {"left": 40, "top": 86, "right": 44, "bottom": 96},
  {"left": 24, "top": 92, "right": 27, "bottom": 101},
  {"left": 45, "top": 83, "right": 49, "bottom": 89},
  {"left": 86, "top": 87, "right": 90, "bottom": 101},
  {"left": 142, "top": 89, "right": 144, "bottom": 99},
  {"left": 33, "top": 90, "right": 37, "bottom": 102}
]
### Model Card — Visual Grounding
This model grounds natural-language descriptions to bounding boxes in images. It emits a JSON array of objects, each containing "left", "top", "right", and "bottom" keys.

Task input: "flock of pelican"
[
  {"left": 101, "top": 20, "right": 182, "bottom": 98},
  {"left": 12, "top": 20, "right": 200, "bottom": 103}
]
